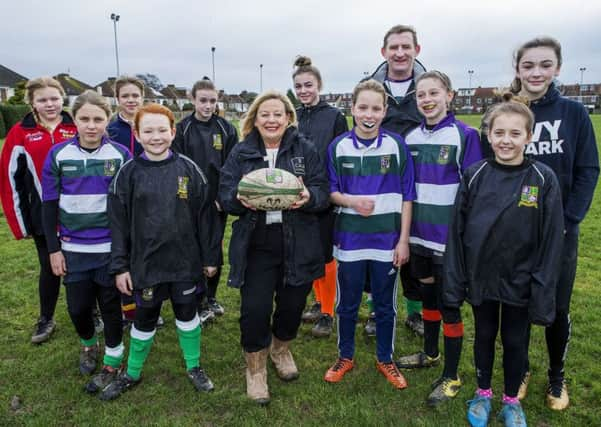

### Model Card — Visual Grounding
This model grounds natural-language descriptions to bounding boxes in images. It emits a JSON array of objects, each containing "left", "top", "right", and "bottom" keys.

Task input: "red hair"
[{"left": 134, "top": 103, "right": 175, "bottom": 131}]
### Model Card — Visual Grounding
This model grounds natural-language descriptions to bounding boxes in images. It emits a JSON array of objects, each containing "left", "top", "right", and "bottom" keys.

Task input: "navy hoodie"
[{"left": 525, "top": 85, "right": 599, "bottom": 226}]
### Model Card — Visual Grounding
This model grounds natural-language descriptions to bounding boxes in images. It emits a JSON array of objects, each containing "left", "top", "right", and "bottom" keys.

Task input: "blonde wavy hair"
[{"left": 240, "top": 91, "right": 297, "bottom": 139}]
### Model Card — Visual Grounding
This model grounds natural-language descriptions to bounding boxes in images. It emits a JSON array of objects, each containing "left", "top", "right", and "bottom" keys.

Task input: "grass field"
[{"left": 0, "top": 116, "right": 600, "bottom": 426}]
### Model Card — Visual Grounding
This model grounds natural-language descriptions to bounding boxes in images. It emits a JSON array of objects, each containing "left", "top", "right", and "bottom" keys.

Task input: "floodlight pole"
[
  {"left": 467, "top": 69, "right": 474, "bottom": 107},
  {"left": 260, "top": 64, "right": 263, "bottom": 93},
  {"left": 110, "top": 13, "right": 121, "bottom": 77},
  {"left": 579, "top": 67, "right": 586, "bottom": 100},
  {"left": 211, "top": 46, "right": 216, "bottom": 83}
]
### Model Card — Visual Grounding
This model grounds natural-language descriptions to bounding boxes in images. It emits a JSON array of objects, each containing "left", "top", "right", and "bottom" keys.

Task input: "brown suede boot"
[
  {"left": 269, "top": 336, "right": 299, "bottom": 381},
  {"left": 244, "top": 349, "right": 270, "bottom": 405}
]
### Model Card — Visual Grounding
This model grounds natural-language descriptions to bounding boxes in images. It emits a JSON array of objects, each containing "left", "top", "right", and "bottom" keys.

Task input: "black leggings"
[
  {"left": 472, "top": 301, "right": 529, "bottom": 397},
  {"left": 65, "top": 280, "right": 122, "bottom": 348},
  {"left": 33, "top": 235, "right": 61, "bottom": 319},
  {"left": 205, "top": 266, "right": 222, "bottom": 300}
]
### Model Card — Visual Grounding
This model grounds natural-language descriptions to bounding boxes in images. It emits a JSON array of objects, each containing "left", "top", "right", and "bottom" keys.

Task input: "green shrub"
[
  {"left": 0, "top": 104, "right": 31, "bottom": 134},
  {"left": 182, "top": 102, "right": 194, "bottom": 111},
  {"left": 0, "top": 111, "right": 5, "bottom": 138}
]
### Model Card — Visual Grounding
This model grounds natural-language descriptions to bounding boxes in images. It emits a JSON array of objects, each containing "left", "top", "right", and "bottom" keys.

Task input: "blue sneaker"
[
  {"left": 498, "top": 402, "right": 527, "bottom": 427},
  {"left": 467, "top": 394, "right": 492, "bottom": 427}
]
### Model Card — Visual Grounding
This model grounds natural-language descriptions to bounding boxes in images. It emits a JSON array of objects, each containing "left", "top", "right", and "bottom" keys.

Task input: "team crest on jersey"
[
  {"left": 212, "top": 134, "right": 223, "bottom": 150},
  {"left": 437, "top": 145, "right": 451, "bottom": 164},
  {"left": 380, "top": 155, "right": 391, "bottom": 172},
  {"left": 266, "top": 169, "right": 283, "bottom": 184},
  {"left": 104, "top": 159, "right": 117, "bottom": 176},
  {"left": 518, "top": 185, "right": 539, "bottom": 208},
  {"left": 177, "top": 176, "right": 189, "bottom": 199},
  {"left": 142, "top": 287, "right": 154, "bottom": 302}
]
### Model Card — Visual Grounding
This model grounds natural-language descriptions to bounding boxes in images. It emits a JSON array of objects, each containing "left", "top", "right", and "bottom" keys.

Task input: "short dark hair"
[{"left": 383, "top": 25, "right": 418, "bottom": 48}]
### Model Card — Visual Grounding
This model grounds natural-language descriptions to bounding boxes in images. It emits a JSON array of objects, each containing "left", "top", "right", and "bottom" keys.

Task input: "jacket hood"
[
  {"left": 368, "top": 59, "right": 426, "bottom": 85},
  {"left": 530, "top": 83, "right": 560, "bottom": 107},
  {"left": 21, "top": 110, "right": 74, "bottom": 129}
]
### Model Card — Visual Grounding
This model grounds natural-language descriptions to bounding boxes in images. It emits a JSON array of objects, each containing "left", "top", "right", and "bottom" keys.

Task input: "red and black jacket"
[{"left": 0, "top": 111, "right": 76, "bottom": 239}]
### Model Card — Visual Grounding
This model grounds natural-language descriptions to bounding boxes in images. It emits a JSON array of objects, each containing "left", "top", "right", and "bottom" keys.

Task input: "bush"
[
  {"left": 182, "top": 102, "right": 194, "bottom": 111},
  {"left": 0, "top": 104, "right": 31, "bottom": 137},
  {"left": 0, "top": 111, "right": 5, "bottom": 139}
]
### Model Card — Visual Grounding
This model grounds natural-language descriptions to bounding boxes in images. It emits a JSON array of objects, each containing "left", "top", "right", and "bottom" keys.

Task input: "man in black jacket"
[
  {"left": 173, "top": 78, "right": 238, "bottom": 323},
  {"left": 363, "top": 24, "right": 425, "bottom": 337}
]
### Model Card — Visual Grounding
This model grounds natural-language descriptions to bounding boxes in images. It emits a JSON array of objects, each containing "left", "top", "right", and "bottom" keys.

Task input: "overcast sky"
[{"left": 3, "top": 0, "right": 600, "bottom": 95}]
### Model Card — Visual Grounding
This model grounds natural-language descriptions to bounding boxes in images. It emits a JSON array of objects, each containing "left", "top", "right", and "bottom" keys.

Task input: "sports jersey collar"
[
  {"left": 350, "top": 128, "right": 384, "bottom": 150},
  {"left": 74, "top": 134, "right": 111, "bottom": 151},
  {"left": 420, "top": 112, "right": 455, "bottom": 132}
]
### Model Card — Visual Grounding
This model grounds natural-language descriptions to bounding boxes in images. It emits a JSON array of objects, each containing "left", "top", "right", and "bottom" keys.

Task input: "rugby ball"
[{"left": 238, "top": 168, "right": 302, "bottom": 211}]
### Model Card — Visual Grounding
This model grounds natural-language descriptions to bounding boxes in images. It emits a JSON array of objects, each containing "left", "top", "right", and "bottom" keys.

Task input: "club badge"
[
  {"left": 518, "top": 185, "right": 539, "bottom": 208},
  {"left": 437, "top": 145, "right": 451, "bottom": 164},
  {"left": 177, "top": 176, "right": 189, "bottom": 199},
  {"left": 212, "top": 134, "right": 223, "bottom": 150},
  {"left": 104, "top": 159, "right": 117, "bottom": 176},
  {"left": 380, "top": 155, "right": 391, "bottom": 172},
  {"left": 142, "top": 287, "right": 154, "bottom": 302},
  {"left": 266, "top": 169, "right": 283, "bottom": 184}
]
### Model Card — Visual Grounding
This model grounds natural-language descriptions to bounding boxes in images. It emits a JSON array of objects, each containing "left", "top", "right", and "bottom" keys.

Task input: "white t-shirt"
[
  {"left": 264, "top": 148, "right": 282, "bottom": 224},
  {"left": 386, "top": 79, "right": 412, "bottom": 99}
]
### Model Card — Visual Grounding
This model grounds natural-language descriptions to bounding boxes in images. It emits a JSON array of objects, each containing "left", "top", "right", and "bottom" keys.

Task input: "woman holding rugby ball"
[{"left": 219, "top": 91, "right": 329, "bottom": 405}]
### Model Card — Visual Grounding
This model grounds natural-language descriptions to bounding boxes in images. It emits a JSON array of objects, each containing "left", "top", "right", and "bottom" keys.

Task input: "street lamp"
[
  {"left": 211, "top": 46, "right": 216, "bottom": 83},
  {"left": 260, "top": 64, "right": 263, "bottom": 93},
  {"left": 110, "top": 13, "right": 121, "bottom": 77},
  {"left": 579, "top": 67, "right": 587, "bottom": 100},
  {"left": 467, "top": 69, "right": 474, "bottom": 108}
]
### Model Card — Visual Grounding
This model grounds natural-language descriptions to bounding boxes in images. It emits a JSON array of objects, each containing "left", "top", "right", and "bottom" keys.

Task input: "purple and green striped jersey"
[
  {"left": 42, "top": 136, "right": 130, "bottom": 253},
  {"left": 405, "top": 113, "right": 482, "bottom": 254},
  {"left": 328, "top": 128, "right": 416, "bottom": 262}
]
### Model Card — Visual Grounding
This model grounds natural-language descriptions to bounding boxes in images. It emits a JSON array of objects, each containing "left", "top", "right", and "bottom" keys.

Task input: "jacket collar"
[
  {"left": 420, "top": 112, "right": 456, "bottom": 132},
  {"left": 239, "top": 127, "right": 298, "bottom": 159},
  {"left": 369, "top": 59, "right": 426, "bottom": 86},
  {"left": 530, "top": 83, "right": 560, "bottom": 107},
  {"left": 297, "top": 100, "right": 329, "bottom": 114},
  {"left": 21, "top": 110, "right": 74, "bottom": 129}
]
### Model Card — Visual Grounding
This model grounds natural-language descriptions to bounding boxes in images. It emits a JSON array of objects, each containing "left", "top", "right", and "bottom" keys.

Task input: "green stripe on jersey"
[
  {"left": 412, "top": 203, "right": 452, "bottom": 225},
  {"left": 59, "top": 159, "right": 122, "bottom": 178},
  {"left": 337, "top": 212, "right": 400, "bottom": 234},
  {"left": 409, "top": 144, "right": 458, "bottom": 166},
  {"left": 336, "top": 155, "right": 401, "bottom": 176},
  {"left": 59, "top": 209, "right": 108, "bottom": 231}
]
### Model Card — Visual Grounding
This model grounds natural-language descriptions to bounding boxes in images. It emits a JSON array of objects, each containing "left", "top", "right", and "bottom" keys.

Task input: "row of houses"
[
  {"left": 3, "top": 63, "right": 600, "bottom": 115},
  {"left": 0, "top": 64, "right": 252, "bottom": 114},
  {"left": 321, "top": 82, "right": 601, "bottom": 116}
]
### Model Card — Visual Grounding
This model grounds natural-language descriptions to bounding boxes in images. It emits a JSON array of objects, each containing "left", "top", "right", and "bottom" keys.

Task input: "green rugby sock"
[
  {"left": 126, "top": 335, "right": 154, "bottom": 380},
  {"left": 366, "top": 294, "right": 374, "bottom": 313},
  {"left": 406, "top": 298, "right": 422, "bottom": 316},
  {"left": 103, "top": 342, "right": 124, "bottom": 369},
  {"left": 177, "top": 325, "right": 201, "bottom": 371},
  {"left": 81, "top": 335, "right": 98, "bottom": 347}
]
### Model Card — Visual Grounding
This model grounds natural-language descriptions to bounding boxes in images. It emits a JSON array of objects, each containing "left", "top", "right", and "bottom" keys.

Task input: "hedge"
[
  {"left": 0, "top": 104, "right": 31, "bottom": 138},
  {"left": 0, "top": 112, "right": 5, "bottom": 139}
]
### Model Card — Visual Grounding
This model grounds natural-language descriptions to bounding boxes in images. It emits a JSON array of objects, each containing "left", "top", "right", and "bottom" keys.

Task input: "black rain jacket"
[
  {"left": 108, "top": 153, "right": 222, "bottom": 289},
  {"left": 443, "top": 159, "right": 564, "bottom": 326},
  {"left": 218, "top": 127, "right": 329, "bottom": 288}
]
